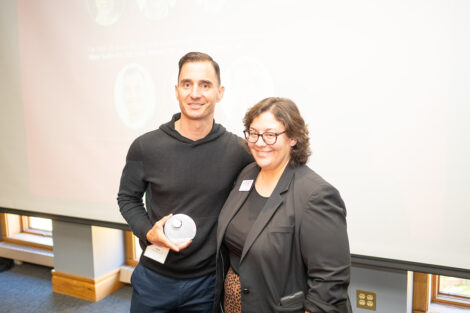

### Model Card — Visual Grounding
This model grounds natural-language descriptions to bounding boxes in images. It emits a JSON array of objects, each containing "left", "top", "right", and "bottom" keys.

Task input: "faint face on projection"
[
  {"left": 115, "top": 64, "right": 156, "bottom": 129},
  {"left": 175, "top": 61, "right": 225, "bottom": 123},
  {"left": 136, "top": 0, "right": 175, "bottom": 20},
  {"left": 88, "top": 0, "right": 124, "bottom": 26}
]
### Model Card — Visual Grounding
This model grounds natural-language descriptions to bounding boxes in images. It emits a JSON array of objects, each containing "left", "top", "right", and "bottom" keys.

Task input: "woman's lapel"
[
  {"left": 240, "top": 165, "right": 295, "bottom": 263},
  {"left": 217, "top": 164, "right": 260, "bottom": 249}
]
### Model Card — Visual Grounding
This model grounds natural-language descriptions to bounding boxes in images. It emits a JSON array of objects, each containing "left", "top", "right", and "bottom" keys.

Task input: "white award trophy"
[
  {"left": 144, "top": 214, "right": 197, "bottom": 264},
  {"left": 164, "top": 214, "right": 197, "bottom": 245}
]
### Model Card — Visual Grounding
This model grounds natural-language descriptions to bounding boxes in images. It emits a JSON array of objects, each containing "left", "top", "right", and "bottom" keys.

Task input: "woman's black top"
[{"left": 223, "top": 187, "right": 268, "bottom": 274}]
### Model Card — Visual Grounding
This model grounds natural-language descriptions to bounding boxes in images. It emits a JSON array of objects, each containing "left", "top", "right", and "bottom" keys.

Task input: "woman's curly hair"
[{"left": 243, "top": 97, "right": 311, "bottom": 167}]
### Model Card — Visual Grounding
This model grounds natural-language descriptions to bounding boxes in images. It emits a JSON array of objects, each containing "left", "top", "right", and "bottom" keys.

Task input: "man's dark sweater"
[{"left": 117, "top": 113, "right": 252, "bottom": 278}]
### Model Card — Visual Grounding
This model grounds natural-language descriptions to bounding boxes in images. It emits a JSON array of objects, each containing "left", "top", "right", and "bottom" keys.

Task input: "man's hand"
[{"left": 146, "top": 214, "right": 192, "bottom": 252}]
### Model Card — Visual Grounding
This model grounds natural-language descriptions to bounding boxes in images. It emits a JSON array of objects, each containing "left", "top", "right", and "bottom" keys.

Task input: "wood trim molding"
[
  {"left": 20, "top": 215, "right": 29, "bottom": 231},
  {"left": 431, "top": 274, "right": 439, "bottom": 302},
  {"left": 51, "top": 268, "right": 124, "bottom": 302},
  {"left": 1, "top": 237, "right": 53, "bottom": 251},
  {"left": 431, "top": 275, "right": 470, "bottom": 308},
  {"left": 125, "top": 231, "right": 139, "bottom": 267},
  {"left": 0, "top": 213, "right": 6, "bottom": 238},
  {"left": 0, "top": 212, "right": 21, "bottom": 237},
  {"left": 412, "top": 272, "right": 430, "bottom": 313},
  {"left": 1, "top": 213, "right": 52, "bottom": 250},
  {"left": 0, "top": 213, "right": 8, "bottom": 238},
  {"left": 432, "top": 294, "right": 470, "bottom": 309}
]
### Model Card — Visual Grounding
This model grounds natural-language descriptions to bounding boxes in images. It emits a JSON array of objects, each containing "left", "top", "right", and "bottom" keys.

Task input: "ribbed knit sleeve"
[{"left": 117, "top": 138, "right": 153, "bottom": 242}]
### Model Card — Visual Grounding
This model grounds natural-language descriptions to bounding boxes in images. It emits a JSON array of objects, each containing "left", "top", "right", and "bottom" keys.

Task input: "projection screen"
[{"left": 1, "top": 0, "right": 469, "bottom": 276}]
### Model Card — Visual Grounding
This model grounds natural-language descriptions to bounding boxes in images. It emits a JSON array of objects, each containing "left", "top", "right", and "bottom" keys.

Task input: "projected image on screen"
[
  {"left": 87, "top": 0, "right": 125, "bottom": 26},
  {"left": 196, "top": 0, "right": 226, "bottom": 13},
  {"left": 16, "top": 0, "right": 166, "bottom": 208},
  {"left": 136, "top": 0, "right": 175, "bottom": 21},
  {"left": 5, "top": 0, "right": 469, "bottom": 272},
  {"left": 220, "top": 56, "right": 274, "bottom": 134},
  {"left": 114, "top": 63, "right": 156, "bottom": 129}
]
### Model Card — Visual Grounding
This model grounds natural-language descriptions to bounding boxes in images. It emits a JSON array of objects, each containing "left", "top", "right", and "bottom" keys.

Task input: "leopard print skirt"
[{"left": 223, "top": 267, "right": 242, "bottom": 313}]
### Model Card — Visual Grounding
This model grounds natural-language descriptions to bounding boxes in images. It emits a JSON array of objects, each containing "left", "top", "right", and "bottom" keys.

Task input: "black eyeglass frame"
[{"left": 243, "top": 130, "right": 286, "bottom": 145}]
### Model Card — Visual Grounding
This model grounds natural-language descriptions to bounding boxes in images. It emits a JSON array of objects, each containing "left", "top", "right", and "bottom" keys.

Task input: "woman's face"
[{"left": 248, "top": 111, "right": 297, "bottom": 172}]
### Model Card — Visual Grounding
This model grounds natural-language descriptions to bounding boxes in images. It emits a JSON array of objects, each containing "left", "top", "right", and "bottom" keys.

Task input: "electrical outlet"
[{"left": 356, "top": 290, "right": 376, "bottom": 310}]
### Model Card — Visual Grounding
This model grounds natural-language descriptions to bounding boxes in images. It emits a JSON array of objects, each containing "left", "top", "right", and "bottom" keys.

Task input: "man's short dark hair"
[{"left": 178, "top": 52, "right": 221, "bottom": 85}]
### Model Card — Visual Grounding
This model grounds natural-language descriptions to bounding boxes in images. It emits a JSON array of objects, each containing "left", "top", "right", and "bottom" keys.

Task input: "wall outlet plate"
[{"left": 357, "top": 289, "right": 377, "bottom": 310}]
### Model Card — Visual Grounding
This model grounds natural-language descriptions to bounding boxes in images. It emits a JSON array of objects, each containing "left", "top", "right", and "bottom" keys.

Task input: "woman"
[{"left": 213, "top": 97, "right": 352, "bottom": 313}]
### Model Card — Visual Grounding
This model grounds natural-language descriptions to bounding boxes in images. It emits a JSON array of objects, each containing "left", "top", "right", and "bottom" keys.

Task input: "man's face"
[
  {"left": 123, "top": 69, "right": 147, "bottom": 123},
  {"left": 175, "top": 61, "right": 224, "bottom": 122},
  {"left": 96, "top": 0, "right": 114, "bottom": 15}
]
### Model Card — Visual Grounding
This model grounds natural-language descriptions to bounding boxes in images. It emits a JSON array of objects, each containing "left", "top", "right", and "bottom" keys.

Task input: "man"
[{"left": 117, "top": 52, "right": 253, "bottom": 313}]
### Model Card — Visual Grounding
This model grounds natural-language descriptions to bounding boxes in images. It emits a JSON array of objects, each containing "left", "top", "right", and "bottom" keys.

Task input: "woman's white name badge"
[{"left": 239, "top": 179, "right": 253, "bottom": 191}]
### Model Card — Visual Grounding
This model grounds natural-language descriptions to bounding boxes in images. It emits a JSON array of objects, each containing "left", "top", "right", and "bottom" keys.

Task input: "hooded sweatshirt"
[{"left": 118, "top": 113, "right": 253, "bottom": 278}]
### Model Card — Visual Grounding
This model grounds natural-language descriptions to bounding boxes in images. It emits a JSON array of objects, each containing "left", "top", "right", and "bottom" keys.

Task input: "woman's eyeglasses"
[{"left": 243, "top": 130, "right": 286, "bottom": 145}]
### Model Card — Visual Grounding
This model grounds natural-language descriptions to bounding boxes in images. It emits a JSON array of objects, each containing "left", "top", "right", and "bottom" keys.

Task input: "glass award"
[{"left": 164, "top": 214, "right": 197, "bottom": 245}]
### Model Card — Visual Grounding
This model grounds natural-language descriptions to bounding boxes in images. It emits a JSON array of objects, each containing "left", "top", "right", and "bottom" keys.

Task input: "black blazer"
[{"left": 213, "top": 163, "right": 352, "bottom": 313}]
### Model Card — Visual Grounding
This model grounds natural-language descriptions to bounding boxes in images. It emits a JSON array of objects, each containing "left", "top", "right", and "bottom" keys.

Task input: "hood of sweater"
[{"left": 159, "top": 113, "right": 227, "bottom": 146}]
